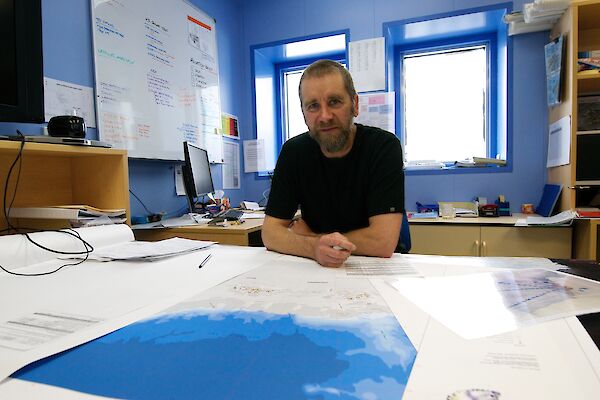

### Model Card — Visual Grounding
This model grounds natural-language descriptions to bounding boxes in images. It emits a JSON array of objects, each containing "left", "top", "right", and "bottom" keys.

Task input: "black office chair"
[{"left": 398, "top": 212, "right": 411, "bottom": 253}]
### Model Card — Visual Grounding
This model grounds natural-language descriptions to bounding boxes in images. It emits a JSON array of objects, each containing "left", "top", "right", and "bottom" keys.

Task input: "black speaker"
[{"left": 47, "top": 116, "right": 86, "bottom": 138}]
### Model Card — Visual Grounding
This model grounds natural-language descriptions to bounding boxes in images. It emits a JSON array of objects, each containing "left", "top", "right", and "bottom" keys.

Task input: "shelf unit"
[
  {"left": 0, "top": 140, "right": 130, "bottom": 231},
  {"left": 548, "top": 0, "right": 600, "bottom": 260}
]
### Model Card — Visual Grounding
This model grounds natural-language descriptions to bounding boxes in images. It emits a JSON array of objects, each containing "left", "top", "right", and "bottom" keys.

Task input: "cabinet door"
[
  {"left": 480, "top": 226, "right": 572, "bottom": 258},
  {"left": 410, "top": 225, "right": 480, "bottom": 256}
]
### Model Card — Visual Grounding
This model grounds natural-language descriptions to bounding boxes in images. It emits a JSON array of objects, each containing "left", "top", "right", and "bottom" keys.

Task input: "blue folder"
[{"left": 536, "top": 184, "right": 563, "bottom": 217}]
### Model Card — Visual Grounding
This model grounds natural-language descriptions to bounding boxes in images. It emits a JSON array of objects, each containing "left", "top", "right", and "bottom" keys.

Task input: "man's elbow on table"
[
  {"left": 261, "top": 216, "right": 286, "bottom": 251},
  {"left": 363, "top": 239, "right": 396, "bottom": 258},
  {"left": 355, "top": 213, "right": 402, "bottom": 258}
]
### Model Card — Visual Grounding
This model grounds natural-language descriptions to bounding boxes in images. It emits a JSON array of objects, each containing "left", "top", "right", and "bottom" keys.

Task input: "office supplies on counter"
[
  {"left": 536, "top": 183, "right": 563, "bottom": 217},
  {"left": 210, "top": 209, "right": 244, "bottom": 223},
  {"left": 240, "top": 201, "right": 264, "bottom": 211},
  {"left": 522, "top": 203, "right": 535, "bottom": 214},
  {"left": 479, "top": 204, "right": 499, "bottom": 217},
  {"left": 415, "top": 202, "right": 438, "bottom": 213},
  {"left": 576, "top": 208, "right": 600, "bottom": 218},
  {"left": 407, "top": 211, "right": 438, "bottom": 219},
  {"left": 438, "top": 201, "right": 478, "bottom": 218},
  {"left": 495, "top": 196, "right": 511, "bottom": 216},
  {"left": 439, "top": 203, "right": 456, "bottom": 219},
  {"left": 515, "top": 209, "right": 577, "bottom": 226}
]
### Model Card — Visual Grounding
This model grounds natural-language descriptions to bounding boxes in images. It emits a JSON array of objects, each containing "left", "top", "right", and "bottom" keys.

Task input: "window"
[
  {"left": 385, "top": 5, "right": 510, "bottom": 171},
  {"left": 403, "top": 45, "right": 488, "bottom": 163},
  {"left": 282, "top": 69, "right": 306, "bottom": 140}
]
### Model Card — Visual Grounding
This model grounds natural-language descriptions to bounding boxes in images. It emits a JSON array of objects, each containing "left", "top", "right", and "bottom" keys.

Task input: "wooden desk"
[
  {"left": 133, "top": 218, "right": 264, "bottom": 246},
  {"left": 409, "top": 214, "right": 572, "bottom": 258}
]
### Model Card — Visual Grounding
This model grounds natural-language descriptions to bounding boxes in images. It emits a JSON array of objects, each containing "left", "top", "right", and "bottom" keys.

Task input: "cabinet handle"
[
  {"left": 474, "top": 240, "right": 480, "bottom": 256},
  {"left": 482, "top": 241, "right": 487, "bottom": 257}
]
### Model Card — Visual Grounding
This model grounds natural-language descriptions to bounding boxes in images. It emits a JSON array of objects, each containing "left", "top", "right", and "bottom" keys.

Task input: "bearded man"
[{"left": 262, "top": 59, "right": 405, "bottom": 267}]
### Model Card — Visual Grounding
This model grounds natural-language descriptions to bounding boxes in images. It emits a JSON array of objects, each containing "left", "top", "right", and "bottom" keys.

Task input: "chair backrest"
[{"left": 398, "top": 212, "right": 411, "bottom": 253}]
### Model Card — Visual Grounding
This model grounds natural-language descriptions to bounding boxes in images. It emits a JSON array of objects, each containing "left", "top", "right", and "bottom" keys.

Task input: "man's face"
[{"left": 300, "top": 72, "right": 358, "bottom": 155}]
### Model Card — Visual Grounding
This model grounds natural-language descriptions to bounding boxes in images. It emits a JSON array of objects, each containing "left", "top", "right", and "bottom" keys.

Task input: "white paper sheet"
[
  {"left": 349, "top": 37, "right": 386, "bottom": 92},
  {"left": 222, "top": 141, "right": 240, "bottom": 189},
  {"left": 44, "top": 77, "right": 97, "bottom": 128},
  {"left": 344, "top": 255, "right": 419, "bottom": 276},
  {"left": 2, "top": 252, "right": 600, "bottom": 398},
  {"left": 390, "top": 268, "right": 600, "bottom": 339},
  {"left": 243, "top": 139, "right": 266, "bottom": 172},
  {"left": 0, "top": 226, "right": 281, "bottom": 382},
  {"left": 402, "top": 317, "right": 600, "bottom": 399},
  {"left": 174, "top": 165, "right": 186, "bottom": 196},
  {"left": 204, "top": 132, "right": 224, "bottom": 164},
  {"left": 84, "top": 237, "right": 215, "bottom": 261},
  {"left": 0, "top": 224, "right": 134, "bottom": 270},
  {"left": 547, "top": 115, "right": 571, "bottom": 167},
  {"left": 354, "top": 92, "right": 395, "bottom": 133}
]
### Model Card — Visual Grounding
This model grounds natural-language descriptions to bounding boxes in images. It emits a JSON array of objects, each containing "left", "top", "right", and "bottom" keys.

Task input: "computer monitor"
[
  {"left": 0, "top": 0, "right": 44, "bottom": 122},
  {"left": 182, "top": 142, "right": 214, "bottom": 212}
]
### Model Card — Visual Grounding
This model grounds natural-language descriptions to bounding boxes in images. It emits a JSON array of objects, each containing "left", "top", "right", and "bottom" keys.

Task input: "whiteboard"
[{"left": 91, "top": 0, "right": 222, "bottom": 161}]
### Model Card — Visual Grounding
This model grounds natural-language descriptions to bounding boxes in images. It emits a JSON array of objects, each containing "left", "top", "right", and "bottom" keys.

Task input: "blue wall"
[
  {"left": 0, "top": 0, "right": 245, "bottom": 218},
  {"left": 239, "top": 0, "right": 550, "bottom": 212},
  {"left": 1, "top": 0, "right": 551, "bottom": 217}
]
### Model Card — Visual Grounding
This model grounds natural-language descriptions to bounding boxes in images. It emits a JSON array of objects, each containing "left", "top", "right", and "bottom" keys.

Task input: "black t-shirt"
[{"left": 266, "top": 124, "right": 405, "bottom": 251}]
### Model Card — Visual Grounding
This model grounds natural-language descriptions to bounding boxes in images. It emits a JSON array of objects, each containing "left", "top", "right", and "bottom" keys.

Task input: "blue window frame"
[
  {"left": 397, "top": 33, "right": 497, "bottom": 163},
  {"left": 384, "top": 4, "right": 512, "bottom": 175}
]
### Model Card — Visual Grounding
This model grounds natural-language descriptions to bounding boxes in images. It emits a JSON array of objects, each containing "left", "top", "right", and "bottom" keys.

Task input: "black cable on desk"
[{"left": 1, "top": 131, "right": 94, "bottom": 276}]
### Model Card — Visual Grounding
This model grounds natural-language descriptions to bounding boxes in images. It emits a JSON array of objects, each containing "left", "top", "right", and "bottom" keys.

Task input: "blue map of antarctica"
[{"left": 14, "top": 309, "right": 417, "bottom": 399}]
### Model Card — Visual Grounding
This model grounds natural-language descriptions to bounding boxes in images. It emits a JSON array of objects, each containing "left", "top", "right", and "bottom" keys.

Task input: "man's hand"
[{"left": 314, "top": 232, "right": 356, "bottom": 268}]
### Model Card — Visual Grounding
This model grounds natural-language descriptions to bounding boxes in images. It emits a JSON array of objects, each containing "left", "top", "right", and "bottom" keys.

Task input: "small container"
[
  {"left": 440, "top": 203, "right": 456, "bottom": 219},
  {"left": 521, "top": 203, "right": 535, "bottom": 214}
]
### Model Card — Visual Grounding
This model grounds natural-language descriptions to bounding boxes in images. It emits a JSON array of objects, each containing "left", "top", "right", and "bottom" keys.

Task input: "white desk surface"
[{"left": 1, "top": 227, "right": 599, "bottom": 399}]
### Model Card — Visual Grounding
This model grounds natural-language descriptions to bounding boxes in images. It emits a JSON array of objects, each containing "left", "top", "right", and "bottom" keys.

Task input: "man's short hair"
[{"left": 299, "top": 59, "right": 357, "bottom": 103}]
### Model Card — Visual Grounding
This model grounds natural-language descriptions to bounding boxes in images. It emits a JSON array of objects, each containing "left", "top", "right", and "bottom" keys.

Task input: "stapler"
[{"left": 479, "top": 204, "right": 499, "bottom": 217}]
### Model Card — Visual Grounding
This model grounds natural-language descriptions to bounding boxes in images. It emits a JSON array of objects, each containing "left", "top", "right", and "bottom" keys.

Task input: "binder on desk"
[{"left": 536, "top": 184, "right": 562, "bottom": 217}]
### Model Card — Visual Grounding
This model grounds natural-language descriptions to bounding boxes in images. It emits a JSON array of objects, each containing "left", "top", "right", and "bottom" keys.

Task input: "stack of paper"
[
  {"left": 504, "top": 1, "right": 569, "bottom": 36},
  {"left": 524, "top": 0, "right": 568, "bottom": 24},
  {"left": 8, "top": 205, "right": 126, "bottom": 227},
  {"left": 515, "top": 210, "right": 577, "bottom": 226},
  {"left": 81, "top": 237, "right": 215, "bottom": 261}
]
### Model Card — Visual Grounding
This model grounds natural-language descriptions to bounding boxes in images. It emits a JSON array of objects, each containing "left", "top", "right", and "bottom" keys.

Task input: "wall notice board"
[{"left": 91, "top": 0, "right": 222, "bottom": 161}]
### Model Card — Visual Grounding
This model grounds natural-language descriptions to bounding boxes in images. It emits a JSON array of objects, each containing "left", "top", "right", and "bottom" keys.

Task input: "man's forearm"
[
  {"left": 344, "top": 214, "right": 403, "bottom": 258},
  {"left": 262, "top": 219, "right": 318, "bottom": 260},
  {"left": 262, "top": 216, "right": 356, "bottom": 267}
]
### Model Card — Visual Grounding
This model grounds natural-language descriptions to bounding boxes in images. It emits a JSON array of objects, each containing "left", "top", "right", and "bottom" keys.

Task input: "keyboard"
[{"left": 212, "top": 209, "right": 243, "bottom": 221}]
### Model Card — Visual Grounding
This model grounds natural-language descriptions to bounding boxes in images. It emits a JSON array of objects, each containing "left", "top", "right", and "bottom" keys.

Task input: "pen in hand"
[{"left": 198, "top": 254, "right": 212, "bottom": 269}]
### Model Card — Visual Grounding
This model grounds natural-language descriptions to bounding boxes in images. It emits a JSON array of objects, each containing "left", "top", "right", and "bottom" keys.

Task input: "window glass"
[
  {"left": 283, "top": 70, "right": 306, "bottom": 140},
  {"left": 403, "top": 46, "right": 487, "bottom": 163}
]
